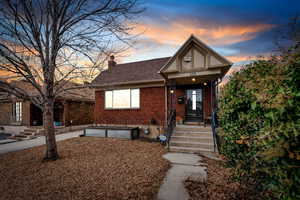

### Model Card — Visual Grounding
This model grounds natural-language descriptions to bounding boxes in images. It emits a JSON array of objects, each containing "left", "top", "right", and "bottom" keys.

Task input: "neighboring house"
[
  {"left": 92, "top": 35, "right": 232, "bottom": 139},
  {"left": 0, "top": 81, "right": 94, "bottom": 128}
]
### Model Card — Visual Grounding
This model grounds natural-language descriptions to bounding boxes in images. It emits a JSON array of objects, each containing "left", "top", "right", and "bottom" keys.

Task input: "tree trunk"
[{"left": 43, "top": 97, "right": 59, "bottom": 160}]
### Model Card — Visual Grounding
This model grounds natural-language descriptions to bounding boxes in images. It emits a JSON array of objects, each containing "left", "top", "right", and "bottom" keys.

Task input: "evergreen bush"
[{"left": 218, "top": 47, "right": 300, "bottom": 199}]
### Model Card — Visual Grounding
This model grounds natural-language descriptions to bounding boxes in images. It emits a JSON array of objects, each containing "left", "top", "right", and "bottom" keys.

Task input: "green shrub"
[{"left": 218, "top": 49, "right": 300, "bottom": 199}]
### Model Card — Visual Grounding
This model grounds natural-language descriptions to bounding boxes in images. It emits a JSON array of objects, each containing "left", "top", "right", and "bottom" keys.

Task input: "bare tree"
[{"left": 0, "top": 0, "right": 142, "bottom": 160}]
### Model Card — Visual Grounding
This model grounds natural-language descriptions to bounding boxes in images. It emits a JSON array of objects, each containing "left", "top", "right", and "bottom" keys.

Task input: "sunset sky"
[
  {"left": 0, "top": 0, "right": 299, "bottom": 80},
  {"left": 122, "top": 0, "right": 300, "bottom": 66}
]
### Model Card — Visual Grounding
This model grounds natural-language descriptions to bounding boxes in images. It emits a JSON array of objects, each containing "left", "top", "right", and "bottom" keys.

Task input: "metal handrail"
[
  {"left": 166, "top": 109, "right": 176, "bottom": 149},
  {"left": 211, "top": 110, "right": 218, "bottom": 152}
]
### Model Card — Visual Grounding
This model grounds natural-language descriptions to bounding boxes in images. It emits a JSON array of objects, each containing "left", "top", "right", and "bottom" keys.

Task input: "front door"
[{"left": 185, "top": 89, "right": 203, "bottom": 122}]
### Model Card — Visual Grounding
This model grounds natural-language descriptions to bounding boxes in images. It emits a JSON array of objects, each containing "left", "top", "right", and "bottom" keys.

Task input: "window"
[
  {"left": 12, "top": 102, "right": 22, "bottom": 122},
  {"left": 105, "top": 89, "right": 140, "bottom": 109}
]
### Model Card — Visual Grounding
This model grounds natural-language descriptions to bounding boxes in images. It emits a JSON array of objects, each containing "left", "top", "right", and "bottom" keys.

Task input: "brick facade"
[
  {"left": 175, "top": 88, "right": 185, "bottom": 119},
  {"left": 0, "top": 100, "right": 94, "bottom": 127},
  {"left": 0, "top": 101, "right": 31, "bottom": 126},
  {"left": 64, "top": 101, "right": 94, "bottom": 126},
  {"left": 22, "top": 101, "right": 31, "bottom": 126},
  {"left": 94, "top": 87, "right": 166, "bottom": 126},
  {"left": 0, "top": 102, "right": 12, "bottom": 125},
  {"left": 203, "top": 84, "right": 214, "bottom": 120}
]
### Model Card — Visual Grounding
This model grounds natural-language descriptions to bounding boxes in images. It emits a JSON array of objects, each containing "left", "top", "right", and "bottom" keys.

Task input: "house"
[
  {"left": 92, "top": 35, "right": 232, "bottom": 142},
  {"left": 0, "top": 80, "right": 94, "bottom": 135}
]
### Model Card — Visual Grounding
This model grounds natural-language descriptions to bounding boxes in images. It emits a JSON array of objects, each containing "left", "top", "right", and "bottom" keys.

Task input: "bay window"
[{"left": 105, "top": 89, "right": 140, "bottom": 109}]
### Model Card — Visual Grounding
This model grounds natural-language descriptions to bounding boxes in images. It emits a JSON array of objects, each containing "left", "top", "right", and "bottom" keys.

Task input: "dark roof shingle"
[
  {"left": 0, "top": 80, "right": 94, "bottom": 102},
  {"left": 92, "top": 57, "right": 170, "bottom": 86}
]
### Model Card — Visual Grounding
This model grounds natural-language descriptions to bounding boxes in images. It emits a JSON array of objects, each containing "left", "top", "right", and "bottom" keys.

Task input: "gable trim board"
[{"left": 158, "top": 35, "right": 232, "bottom": 76}]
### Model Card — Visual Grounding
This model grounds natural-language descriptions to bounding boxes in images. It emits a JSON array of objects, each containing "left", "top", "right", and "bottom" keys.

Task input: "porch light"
[
  {"left": 192, "top": 78, "right": 196, "bottom": 82},
  {"left": 170, "top": 90, "right": 174, "bottom": 94},
  {"left": 203, "top": 82, "right": 207, "bottom": 86}
]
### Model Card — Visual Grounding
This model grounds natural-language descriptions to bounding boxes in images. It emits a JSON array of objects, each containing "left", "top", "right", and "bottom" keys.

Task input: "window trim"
[
  {"left": 104, "top": 88, "right": 140, "bottom": 110},
  {"left": 12, "top": 101, "right": 22, "bottom": 123}
]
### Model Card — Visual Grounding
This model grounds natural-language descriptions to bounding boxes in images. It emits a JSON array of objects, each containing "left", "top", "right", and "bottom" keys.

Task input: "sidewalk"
[
  {"left": 0, "top": 130, "right": 83, "bottom": 154},
  {"left": 157, "top": 153, "right": 207, "bottom": 200}
]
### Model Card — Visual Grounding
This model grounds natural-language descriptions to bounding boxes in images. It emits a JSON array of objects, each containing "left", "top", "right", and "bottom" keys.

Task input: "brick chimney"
[{"left": 108, "top": 55, "right": 116, "bottom": 71}]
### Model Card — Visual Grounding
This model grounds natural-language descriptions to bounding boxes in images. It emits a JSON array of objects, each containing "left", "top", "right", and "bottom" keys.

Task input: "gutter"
[{"left": 90, "top": 79, "right": 165, "bottom": 88}]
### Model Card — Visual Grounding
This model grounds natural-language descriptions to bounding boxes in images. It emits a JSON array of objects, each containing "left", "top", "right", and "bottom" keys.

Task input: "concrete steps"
[
  {"left": 170, "top": 141, "right": 214, "bottom": 149},
  {"left": 175, "top": 125, "right": 211, "bottom": 132},
  {"left": 169, "top": 124, "right": 215, "bottom": 153},
  {"left": 9, "top": 134, "right": 37, "bottom": 141},
  {"left": 9, "top": 128, "right": 39, "bottom": 141},
  {"left": 169, "top": 146, "right": 214, "bottom": 153},
  {"left": 173, "top": 131, "right": 212, "bottom": 137},
  {"left": 171, "top": 136, "right": 213, "bottom": 143}
]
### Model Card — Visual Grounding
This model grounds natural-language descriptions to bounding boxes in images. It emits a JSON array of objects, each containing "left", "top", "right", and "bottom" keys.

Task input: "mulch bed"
[
  {"left": 185, "top": 157, "right": 258, "bottom": 200},
  {"left": 0, "top": 137, "right": 170, "bottom": 200}
]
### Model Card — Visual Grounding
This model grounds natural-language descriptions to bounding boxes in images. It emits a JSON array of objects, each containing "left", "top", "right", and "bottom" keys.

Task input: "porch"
[
  {"left": 30, "top": 101, "right": 65, "bottom": 126},
  {"left": 166, "top": 78, "right": 219, "bottom": 126},
  {"left": 164, "top": 78, "right": 219, "bottom": 154},
  {"left": 158, "top": 35, "right": 232, "bottom": 153}
]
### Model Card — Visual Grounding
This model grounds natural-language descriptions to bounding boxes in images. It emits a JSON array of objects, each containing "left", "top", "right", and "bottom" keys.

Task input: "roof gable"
[{"left": 159, "top": 35, "right": 232, "bottom": 74}]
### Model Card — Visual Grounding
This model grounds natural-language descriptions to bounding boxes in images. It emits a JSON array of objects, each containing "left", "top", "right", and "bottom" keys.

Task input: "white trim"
[
  {"left": 158, "top": 34, "right": 233, "bottom": 74},
  {"left": 167, "top": 69, "right": 221, "bottom": 79},
  {"left": 104, "top": 88, "right": 140, "bottom": 109}
]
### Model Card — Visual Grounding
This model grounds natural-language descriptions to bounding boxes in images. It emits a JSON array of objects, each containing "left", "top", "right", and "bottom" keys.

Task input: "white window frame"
[
  {"left": 105, "top": 88, "right": 140, "bottom": 109},
  {"left": 12, "top": 102, "right": 22, "bottom": 122}
]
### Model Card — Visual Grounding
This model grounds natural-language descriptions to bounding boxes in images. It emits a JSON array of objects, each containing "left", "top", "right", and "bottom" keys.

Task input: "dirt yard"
[
  {"left": 185, "top": 157, "right": 258, "bottom": 200},
  {"left": 0, "top": 137, "right": 170, "bottom": 200}
]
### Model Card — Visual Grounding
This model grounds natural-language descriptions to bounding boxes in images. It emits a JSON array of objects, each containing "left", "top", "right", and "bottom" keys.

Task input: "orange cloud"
[
  {"left": 226, "top": 53, "right": 272, "bottom": 63},
  {"left": 225, "top": 55, "right": 253, "bottom": 63},
  {"left": 131, "top": 21, "right": 275, "bottom": 46},
  {"left": 0, "top": 70, "right": 13, "bottom": 77}
]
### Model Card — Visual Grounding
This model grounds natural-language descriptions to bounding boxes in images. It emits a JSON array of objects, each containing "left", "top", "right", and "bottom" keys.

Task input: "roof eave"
[{"left": 90, "top": 79, "right": 165, "bottom": 88}]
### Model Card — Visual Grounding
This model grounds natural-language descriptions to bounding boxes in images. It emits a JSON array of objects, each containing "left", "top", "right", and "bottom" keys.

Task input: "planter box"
[{"left": 84, "top": 126, "right": 139, "bottom": 140}]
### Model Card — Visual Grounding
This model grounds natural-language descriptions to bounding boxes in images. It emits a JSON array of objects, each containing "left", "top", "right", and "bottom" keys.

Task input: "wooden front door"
[{"left": 185, "top": 89, "right": 203, "bottom": 122}]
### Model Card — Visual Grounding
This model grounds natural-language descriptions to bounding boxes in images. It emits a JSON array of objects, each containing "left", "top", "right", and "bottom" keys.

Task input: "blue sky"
[{"left": 121, "top": 0, "right": 300, "bottom": 66}]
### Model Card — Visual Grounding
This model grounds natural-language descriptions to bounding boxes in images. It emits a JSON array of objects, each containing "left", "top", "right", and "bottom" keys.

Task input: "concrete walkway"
[
  {"left": 157, "top": 153, "right": 207, "bottom": 200},
  {"left": 0, "top": 130, "right": 83, "bottom": 154}
]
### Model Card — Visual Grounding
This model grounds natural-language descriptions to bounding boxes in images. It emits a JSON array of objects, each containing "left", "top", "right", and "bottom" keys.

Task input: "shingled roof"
[
  {"left": 0, "top": 80, "right": 94, "bottom": 102},
  {"left": 92, "top": 57, "right": 171, "bottom": 86}
]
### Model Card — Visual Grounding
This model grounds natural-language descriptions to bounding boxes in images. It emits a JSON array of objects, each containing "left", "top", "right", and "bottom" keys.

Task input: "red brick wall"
[
  {"left": 22, "top": 101, "right": 31, "bottom": 126},
  {"left": 64, "top": 101, "right": 94, "bottom": 126},
  {"left": 203, "top": 85, "right": 212, "bottom": 119},
  {"left": 94, "top": 87, "right": 166, "bottom": 126},
  {"left": 175, "top": 88, "right": 185, "bottom": 119},
  {"left": 0, "top": 102, "right": 12, "bottom": 125},
  {"left": 0, "top": 101, "right": 31, "bottom": 126}
]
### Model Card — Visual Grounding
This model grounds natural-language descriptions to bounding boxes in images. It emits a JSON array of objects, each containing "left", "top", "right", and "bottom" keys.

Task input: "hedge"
[{"left": 218, "top": 47, "right": 300, "bottom": 199}]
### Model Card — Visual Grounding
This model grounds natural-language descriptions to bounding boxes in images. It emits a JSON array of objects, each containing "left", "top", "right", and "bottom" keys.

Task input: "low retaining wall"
[
  {"left": 0, "top": 126, "right": 26, "bottom": 135},
  {"left": 93, "top": 124, "right": 164, "bottom": 139},
  {"left": 30, "top": 124, "right": 93, "bottom": 136},
  {"left": 85, "top": 126, "right": 139, "bottom": 139},
  {"left": 54, "top": 124, "right": 92, "bottom": 135}
]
